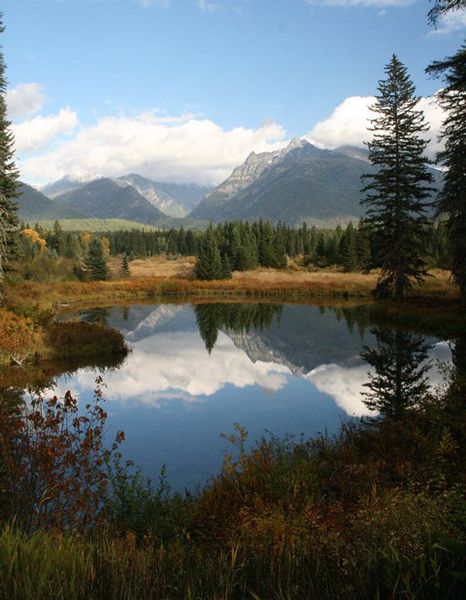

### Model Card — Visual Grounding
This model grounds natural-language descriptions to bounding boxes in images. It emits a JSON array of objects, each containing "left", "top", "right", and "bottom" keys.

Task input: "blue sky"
[{"left": 4, "top": 0, "right": 466, "bottom": 185}]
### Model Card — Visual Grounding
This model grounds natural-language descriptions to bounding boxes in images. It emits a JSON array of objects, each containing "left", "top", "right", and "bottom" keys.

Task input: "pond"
[{"left": 42, "top": 302, "right": 453, "bottom": 491}]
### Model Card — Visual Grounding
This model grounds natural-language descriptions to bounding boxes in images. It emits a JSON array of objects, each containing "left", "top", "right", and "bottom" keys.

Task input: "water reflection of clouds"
[
  {"left": 56, "top": 322, "right": 453, "bottom": 418},
  {"left": 308, "top": 362, "right": 373, "bottom": 416},
  {"left": 65, "top": 331, "right": 290, "bottom": 405},
  {"left": 308, "top": 342, "right": 453, "bottom": 417}
]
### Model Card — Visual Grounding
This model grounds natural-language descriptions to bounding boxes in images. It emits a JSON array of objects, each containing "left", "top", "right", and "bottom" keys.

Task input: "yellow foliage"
[
  {"left": 22, "top": 228, "right": 40, "bottom": 243},
  {"left": 21, "top": 228, "right": 47, "bottom": 252},
  {"left": 0, "top": 308, "right": 41, "bottom": 365},
  {"left": 101, "top": 236, "right": 110, "bottom": 257},
  {"left": 80, "top": 231, "right": 91, "bottom": 247}
]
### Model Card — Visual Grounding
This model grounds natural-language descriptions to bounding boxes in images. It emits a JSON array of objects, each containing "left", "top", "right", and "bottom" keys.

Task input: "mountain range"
[
  {"left": 17, "top": 183, "right": 83, "bottom": 221},
  {"left": 191, "top": 139, "right": 442, "bottom": 226},
  {"left": 18, "top": 139, "right": 442, "bottom": 227}
]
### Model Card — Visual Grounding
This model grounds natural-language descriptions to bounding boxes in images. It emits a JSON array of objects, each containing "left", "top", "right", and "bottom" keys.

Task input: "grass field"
[
  {"left": 5, "top": 255, "right": 457, "bottom": 313},
  {"left": 34, "top": 218, "right": 159, "bottom": 232}
]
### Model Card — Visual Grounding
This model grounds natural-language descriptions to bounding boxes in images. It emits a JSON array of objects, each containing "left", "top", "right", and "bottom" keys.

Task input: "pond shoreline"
[{"left": 4, "top": 268, "right": 457, "bottom": 312}]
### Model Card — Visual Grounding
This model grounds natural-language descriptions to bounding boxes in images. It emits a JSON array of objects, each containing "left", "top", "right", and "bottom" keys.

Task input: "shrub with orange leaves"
[
  {"left": 0, "top": 308, "right": 41, "bottom": 365},
  {"left": 21, "top": 228, "right": 46, "bottom": 253},
  {"left": 0, "top": 377, "right": 125, "bottom": 532}
]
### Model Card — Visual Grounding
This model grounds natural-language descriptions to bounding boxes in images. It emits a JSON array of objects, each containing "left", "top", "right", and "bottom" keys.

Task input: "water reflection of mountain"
[
  {"left": 225, "top": 306, "right": 375, "bottom": 375},
  {"left": 91, "top": 305, "right": 194, "bottom": 342},
  {"left": 102, "top": 304, "right": 376, "bottom": 374}
]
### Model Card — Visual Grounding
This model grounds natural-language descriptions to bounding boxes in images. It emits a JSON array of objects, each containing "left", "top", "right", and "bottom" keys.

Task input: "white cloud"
[
  {"left": 307, "top": 94, "right": 446, "bottom": 159},
  {"left": 17, "top": 110, "right": 287, "bottom": 185},
  {"left": 6, "top": 83, "right": 46, "bottom": 119},
  {"left": 12, "top": 108, "right": 79, "bottom": 153},
  {"left": 307, "top": 362, "right": 373, "bottom": 416},
  {"left": 197, "top": 0, "right": 219, "bottom": 11},
  {"left": 431, "top": 10, "right": 466, "bottom": 34}
]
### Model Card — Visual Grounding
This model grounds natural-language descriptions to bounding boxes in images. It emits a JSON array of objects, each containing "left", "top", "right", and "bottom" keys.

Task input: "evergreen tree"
[
  {"left": 362, "top": 55, "right": 434, "bottom": 300},
  {"left": 194, "top": 225, "right": 223, "bottom": 280},
  {"left": 340, "top": 222, "right": 358, "bottom": 272},
  {"left": 84, "top": 238, "right": 109, "bottom": 281},
  {"left": 120, "top": 253, "right": 130, "bottom": 278},
  {"left": 221, "top": 254, "right": 232, "bottom": 279},
  {"left": 427, "top": 45, "right": 466, "bottom": 298},
  {"left": 0, "top": 15, "right": 19, "bottom": 279},
  {"left": 428, "top": 0, "right": 466, "bottom": 25},
  {"left": 50, "top": 220, "right": 65, "bottom": 256},
  {"left": 356, "top": 220, "right": 372, "bottom": 272},
  {"left": 362, "top": 328, "right": 431, "bottom": 418}
]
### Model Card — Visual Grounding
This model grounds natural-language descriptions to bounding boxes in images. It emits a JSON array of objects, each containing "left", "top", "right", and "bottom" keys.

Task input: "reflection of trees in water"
[
  {"left": 120, "top": 306, "right": 130, "bottom": 322},
  {"left": 451, "top": 335, "right": 466, "bottom": 381},
  {"left": 79, "top": 307, "right": 110, "bottom": 327},
  {"left": 318, "top": 304, "right": 371, "bottom": 339},
  {"left": 0, "top": 351, "right": 127, "bottom": 399},
  {"left": 194, "top": 303, "right": 283, "bottom": 353},
  {"left": 444, "top": 335, "right": 466, "bottom": 415},
  {"left": 361, "top": 328, "right": 431, "bottom": 418}
]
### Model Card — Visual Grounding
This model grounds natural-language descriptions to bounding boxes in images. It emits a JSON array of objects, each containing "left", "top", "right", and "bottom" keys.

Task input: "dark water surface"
[{"left": 46, "top": 302, "right": 452, "bottom": 490}]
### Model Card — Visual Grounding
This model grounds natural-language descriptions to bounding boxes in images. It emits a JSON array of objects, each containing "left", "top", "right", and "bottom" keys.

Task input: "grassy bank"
[{"left": 4, "top": 267, "right": 456, "bottom": 313}]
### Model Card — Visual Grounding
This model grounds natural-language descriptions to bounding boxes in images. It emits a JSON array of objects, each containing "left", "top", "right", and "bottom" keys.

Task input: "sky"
[{"left": 3, "top": 0, "right": 466, "bottom": 186}]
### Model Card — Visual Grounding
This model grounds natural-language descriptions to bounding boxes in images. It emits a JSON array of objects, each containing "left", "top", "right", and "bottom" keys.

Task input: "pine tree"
[
  {"left": 362, "top": 55, "right": 434, "bottom": 300},
  {"left": 340, "top": 222, "right": 358, "bottom": 272},
  {"left": 0, "top": 14, "right": 19, "bottom": 280},
  {"left": 120, "top": 253, "right": 130, "bottom": 278},
  {"left": 426, "top": 45, "right": 466, "bottom": 298},
  {"left": 84, "top": 238, "right": 109, "bottom": 281},
  {"left": 356, "top": 220, "right": 372, "bottom": 272},
  {"left": 50, "top": 220, "right": 65, "bottom": 256},
  {"left": 194, "top": 225, "right": 223, "bottom": 280}
]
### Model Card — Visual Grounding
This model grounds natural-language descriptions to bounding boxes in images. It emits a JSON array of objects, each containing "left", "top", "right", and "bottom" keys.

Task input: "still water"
[{"left": 54, "top": 302, "right": 451, "bottom": 490}]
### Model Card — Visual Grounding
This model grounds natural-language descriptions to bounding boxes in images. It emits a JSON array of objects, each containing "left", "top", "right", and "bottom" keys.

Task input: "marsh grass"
[{"left": 4, "top": 267, "right": 456, "bottom": 313}]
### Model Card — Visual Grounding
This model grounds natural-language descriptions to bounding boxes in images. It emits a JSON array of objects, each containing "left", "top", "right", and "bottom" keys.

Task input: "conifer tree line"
[{"left": 18, "top": 217, "right": 452, "bottom": 282}]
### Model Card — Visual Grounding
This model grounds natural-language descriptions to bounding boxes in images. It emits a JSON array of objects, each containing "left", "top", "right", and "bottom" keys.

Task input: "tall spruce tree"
[
  {"left": 362, "top": 55, "right": 434, "bottom": 300},
  {"left": 84, "top": 238, "right": 109, "bottom": 281},
  {"left": 426, "top": 45, "right": 466, "bottom": 298},
  {"left": 194, "top": 225, "right": 223, "bottom": 280},
  {"left": 0, "top": 14, "right": 19, "bottom": 281}
]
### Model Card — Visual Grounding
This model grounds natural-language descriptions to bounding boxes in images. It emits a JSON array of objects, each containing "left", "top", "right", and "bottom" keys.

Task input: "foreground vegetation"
[{"left": 0, "top": 361, "right": 465, "bottom": 599}]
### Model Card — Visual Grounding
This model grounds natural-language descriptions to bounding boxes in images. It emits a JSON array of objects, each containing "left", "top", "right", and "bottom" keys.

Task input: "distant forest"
[{"left": 20, "top": 218, "right": 452, "bottom": 281}]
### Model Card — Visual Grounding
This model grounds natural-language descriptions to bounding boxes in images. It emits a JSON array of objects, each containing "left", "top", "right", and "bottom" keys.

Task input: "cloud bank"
[
  {"left": 307, "top": 94, "right": 445, "bottom": 159},
  {"left": 17, "top": 110, "right": 287, "bottom": 186},
  {"left": 12, "top": 80, "right": 445, "bottom": 186},
  {"left": 6, "top": 83, "right": 46, "bottom": 119},
  {"left": 12, "top": 109, "right": 79, "bottom": 153},
  {"left": 432, "top": 10, "right": 466, "bottom": 34}
]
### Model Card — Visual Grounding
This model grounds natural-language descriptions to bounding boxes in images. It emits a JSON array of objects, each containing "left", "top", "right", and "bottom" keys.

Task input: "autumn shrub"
[
  {"left": 0, "top": 379, "right": 125, "bottom": 532},
  {"left": 0, "top": 308, "right": 41, "bottom": 365}
]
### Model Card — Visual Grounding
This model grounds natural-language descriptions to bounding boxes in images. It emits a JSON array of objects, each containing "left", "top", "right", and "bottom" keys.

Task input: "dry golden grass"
[
  {"left": 5, "top": 256, "right": 457, "bottom": 312},
  {"left": 108, "top": 255, "right": 196, "bottom": 279}
]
